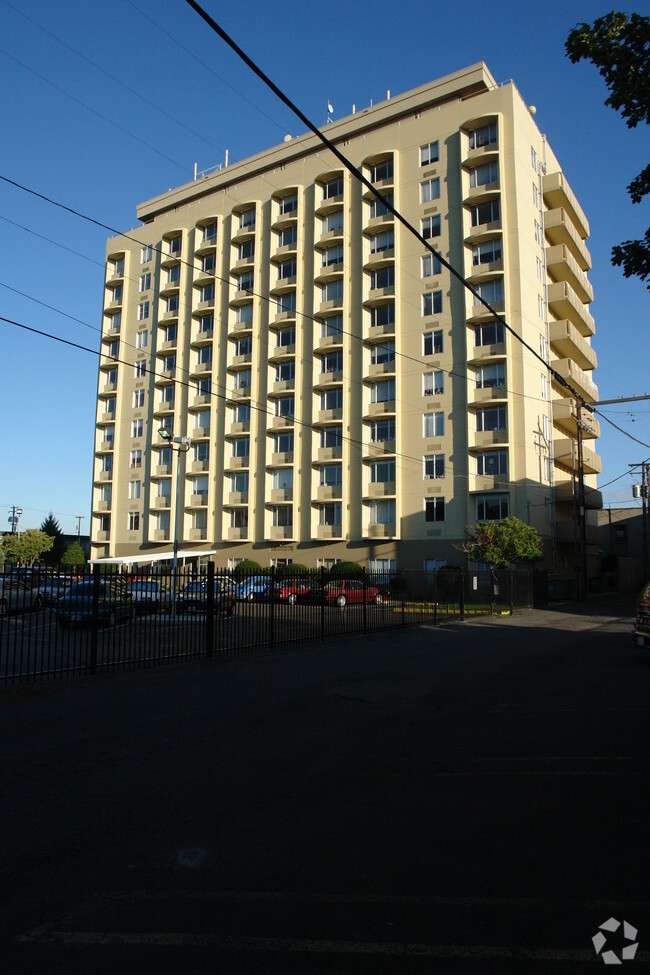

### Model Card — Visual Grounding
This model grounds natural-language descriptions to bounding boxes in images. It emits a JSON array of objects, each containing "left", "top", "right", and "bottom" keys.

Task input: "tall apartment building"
[{"left": 91, "top": 62, "right": 601, "bottom": 575}]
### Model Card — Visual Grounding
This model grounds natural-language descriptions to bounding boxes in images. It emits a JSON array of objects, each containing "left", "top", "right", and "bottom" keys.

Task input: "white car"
[{"left": 0, "top": 576, "right": 43, "bottom": 618}]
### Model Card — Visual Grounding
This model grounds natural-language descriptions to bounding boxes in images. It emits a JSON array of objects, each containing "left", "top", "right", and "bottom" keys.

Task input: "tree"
[
  {"left": 2, "top": 529, "right": 54, "bottom": 566},
  {"left": 232, "top": 558, "right": 262, "bottom": 580},
  {"left": 566, "top": 12, "right": 650, "bottom": 290},
  {"left": 459, "top": 518, "right": 543, "bottom": 577},
  {"left": 60, "top": 541, "right": 86, "bottom": 566},
  {"left": 39, "top": 512, "right": 66, "bottom": 564}
]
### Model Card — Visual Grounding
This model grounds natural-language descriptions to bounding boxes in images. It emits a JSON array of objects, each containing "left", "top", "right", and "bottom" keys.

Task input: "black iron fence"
[{"left": 0, "top": 563, "right": 546, "bottom": 685}]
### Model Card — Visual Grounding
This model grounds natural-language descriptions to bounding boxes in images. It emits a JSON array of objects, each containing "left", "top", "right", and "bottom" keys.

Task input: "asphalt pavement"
[{"left": 1, "top": 596, "right": 648, "bottom": 973}]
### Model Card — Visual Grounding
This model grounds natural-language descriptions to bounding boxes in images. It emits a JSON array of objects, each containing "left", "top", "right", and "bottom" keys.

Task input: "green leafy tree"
[
  {"left": 39, "top": 512, "right": 67, "bottom": 564},
  {"left": 460, "top": 518, "right": 543, "bottom": 578},
  {"left": 60, "top": 541, "right": 86, "bottom": 566},
  {"left": 329, "top": 560, "right": 363, "bottom": 579},
  {"left": 232, "top": 558, "right": 262, "bottom": 580},
  {"left": 566, "top": 12, "right": 650, "bottom": 290},
  {"left": 2, "top": 529, "right": 54, "bottom": 566}
]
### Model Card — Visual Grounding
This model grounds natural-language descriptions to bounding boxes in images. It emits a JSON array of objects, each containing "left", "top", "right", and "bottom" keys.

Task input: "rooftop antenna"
[{"left": 326, "top": 101, "right": 334, "bottom": 124}]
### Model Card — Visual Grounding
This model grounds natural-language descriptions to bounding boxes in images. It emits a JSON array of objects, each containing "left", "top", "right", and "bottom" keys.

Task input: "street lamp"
[{"left": 159, "top": 428, "right": 191, "bottom": 618}]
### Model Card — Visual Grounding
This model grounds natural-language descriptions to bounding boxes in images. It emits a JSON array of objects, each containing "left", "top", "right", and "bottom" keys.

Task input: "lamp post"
[{"left": 159, "top": 429, "right": 191, "bottom": 618}]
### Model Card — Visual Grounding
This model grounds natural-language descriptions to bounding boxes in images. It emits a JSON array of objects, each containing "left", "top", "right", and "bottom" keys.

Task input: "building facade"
[{"left": 91, "top": 62, "right": 600, "bottom": 574}]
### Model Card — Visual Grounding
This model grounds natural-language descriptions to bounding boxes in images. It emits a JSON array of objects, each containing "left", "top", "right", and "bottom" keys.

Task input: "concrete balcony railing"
[
  {"left": 315, "top": 447, "right": 341, "bottom": 462},
  {"left": 152, "top": 530, "right": 170, "bottom": 542},
  {"left": 270, "top": 488, "right": 293, "bottom": 503},
  {"left": 227, "top": 492, "right": 248, "bottom": 506},
  {"left": 227, "top": 527, "right": 248, "bottom": 540},
  {"left": 190, "top": 493, "right": 209, "bottom": 507},
  {"left": 552, "top": 399, "right": 600, "bottom": 440},
  {"left": 554, "top": 438, "right": 602, "bottom": 475},
  {"left": 152, "top": 496, "right": 171, "bottom": 510},
  {"left": 268, "top": 526, "right": 293, "bottom": 540},
  {"left": 470, "top": 384, "right": 508, "bottom": 404},
  {"left": 544, "top": 208, "right": 591, "bottom": 271},
  {"left": 549, "top": 320, "right": 597, "bottom": 372},
  {"left": 314, "top": 524, "right": 343, "bottom": 539},
  {"left": 365, "top": 523, "right": 396, "bottom": 539},
  {"left": 189, "top": 528, "right": 207, "bottom": 541},
  {"left": 542, "top": 171, "right": 590, "bottom": 240},
  {"left": 364, "top": 439, "right": 395, "bottom": 457},
  {"left": 364, "top": 481, "right": 396, "bottom": 498},
  {"left": 547, "top": 281, "right": 595, "bottom": 338},
  {"left": 315, "top": 484, "right": 342, "bottom": 501},
  {"left": 552, "top": 358, "right": 599, "bottom": 404},
  {"left": 95, "top": 499, "right": 111, "bottom": 512},
  {"left": 546, "top": 244, "right": 594, "bottom": 304},
  {"left": 466, "top": 340, "right": 506, "bottom": 365}
]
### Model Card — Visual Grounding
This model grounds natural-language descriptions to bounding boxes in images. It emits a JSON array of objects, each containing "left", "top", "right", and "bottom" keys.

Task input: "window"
[
  {"left": 421, "top": 215, "right": 441, "bottom": 239},
  {"left": 201, "top": 252, "right": 216, "bottom": 274},
  {"left": 471, "top": 199, "right": 500, "bottom": 227},
  {"left": 133, "top": 329, "right": 147, "bottom": 350},
  {"left": 198, "top": 283, "right": 214, "bottom": 303},
  {"left": 137, "top": 301, "right": 149, "bottom": 321},
  {"left": 420, "top": 178, "right": 440, "bottom": 203},
  {"left": 277, "top": 291, "right": 297, "bottom": 313},
  {"left": 272, "top": 506, "right": 293, "bottom": 528},
  {"left": 202, "top": 221, "right": 217, "bottom": 242},
  {"left": 370, "top": 380, "right": 394, "bottom": 404},
  {"left": 238, "top": 208, "right": 255, "bottom": 230},
  {"left": 129, "top": 512, "right": 140, "bottom": 532},
  {"left": 475, "top": 406, "right": 507, "bottom": 431},
  {"left": 541, "top": 374, "right": 547, "bottom": 400},
  {"left": 370, "top": 341, "right": 394, "bottom": 365},
  {"left": 320, "top": 388, "right": 343, "bottom": 411},
  {"left": 369, "top": 557, "right": 396, "bottom": 574},
  {"left": 369, "top": 194, "right": 393, "bottom": 219},
  {"left": 475, "top": 363, "right": 506, "bottom": 388},
  {"left": 197, "top": 315, "right": 212, "bottom": 335},
  {"left": 275, "top": 360, "right": 295, "bottom": 382},
  {"left": 134, "top": 360, "right": 146, "bottom": 378},
  {"left": 105, "top": 368, "right": 117, "bottom": 387},
  {"left": 317, "top": 557, "right": 340, "bottom": 570},
  {"left": 320, "top": 351, "right": 343, "bottom": 373},
  {"left": 128, "top": 480, "right": 141, "bottom": 500},
  {"left": 476, "top": 493, "right": 509, "bottom": 520},
  {"left": 278, "top": 193, "right": 297, "bottom": 215},
  {"left": 100, "top": 455, "right": 113, "bottom": 473},
  {"left": 106, "top": 311, "right": 121, "bottom": 332},
  {"left": 274, "top": 395, "right": 294, "bottom": 417},
  {"left": 106, "top": 340, "right": 119, "bottom": 360},
  {"left": 161, "top": 384, "right": 175, "bottom": 403},
  {"left": 230, "top": 509, "right": 248, "bottom": 529},
  {"left": 278, "top": 225, "right": 297, "bottom": 248},
  {"left": 369, "top": 230, "right": 394, "bottom": 253},
  {"left": 369, "top": 499, "right": 395, "bottom": 525},
  {"left": 473, "top": 279, "right": 504, "bottom": 305},
  {"left": 159, "top": 415, "right": 173, "bottom": 435},
  {"left": 230, "top": 472, "right": 248, "bottom": 494},
  {"left": 129, "top": 449, "right": 142, "bottom": 469},
  {"left": 420, "top": 141, "right": 439, "bottom": 166},
  {"left": 235, "top": 271, "right": 254, "bottom": 292},
  {"left": 468, "top": 121, "right": 497, "bottom": 149},
  {"left": 423, "top": 370, "right": 444, "bottom": 396},
  {"left": 369, "top": 419, "right": 394, "bottom": 443},
  {"left": 166, "top": 264, "right": 180, "bottom": 286},
  {"left": 534, "top": 219, "right": 542, "bottom": 245},
  {"left": 164, "top": 294, "right": 179, "bottom": 314},
  {"left": 237, "top": 239, "right": 255, "bottom": 261},
  {"left": 168, "top": 235, "right": 181, "bottom": 256},
  {"left": 319, "top": 426, "right": 342, "bottom": 448},
  {"left": 322, "top": 176, "right": 344, "bottom": 199},
  {"left": 273, "top": 432, "right": 294, "bottom": 453},
  {"left": 322, "top": 244, "right": 343, "bottom": 268},
  {"left": 162, "top": 354, "right": 176, "bottom": 373},
  {"left": 234, "top": 336, "right": 252, "bottom": 356},
  {"left": 140, "top": 244, "right": 153, "bottom": 263},
  {"left": 472, "top": 239, "right": 502, "bottom": 266},
  {"left": 370, "top": 159, "right": 393, "bottom": 182},
  {"left": 104, "top": 396, "right": 116, "bottom": 414},
  {"left": 425, "top": 498, "right": 445, "bottom": 522},
  {"left": 423, "top": 412, "right": 444, "bottom": 438},
  {"left": 277, "top": 259, "right": 296, "bottom": 280},
  {"left": 538, "top": 294, "right": 546, "bottom": 319},
  {"left": 193, "top": 442, "right": 210, "bottom": 462},
  {"left": 272, "top": 468, "right": 293, "bottom": 490},
  {"left": 533, "top": 182, "right": 539, "bottom": 208},
  {"left": 109, "top": 284, "right": 123, "bottom": 303},
  {"left": 424, "top": 454, "right": 445, "bottom": 479},
  {"left": 421, "top": 254, "right": 442, "bottom": 277},
  {"left": 158, "top": 447, "right": 172, "bottom": 466},
  {"left": 131, "top": 419, "right": 143, "bottom": 438},
  {"left": 531, "top": 146, "right": 538, "bottom": 171},
  {"left": 476, "top": 450, "right": 508, "bottom": 476},
  {"left": 276, "top": 325, "right": 295, "bottom": 347},
  {"left": 474, "top": 320, "right": 504, "bottom": 346},
  {"left": 100, "top": 484, "right": 112, "bottom": 502},
  {"left": 537, "top": 256, "right": 544, "bottom": 282},
  {"left": 321, "top": 280, "right": 343, "bottom": 304},
  {"left": 196, "top": 346, "right": 212, "bottom": 365},
  {"left": 322, "top": 211, "right": 343, "bottom": 235},
  {"left": 319, "top": 464, "right": 342, "bottom": 486},
  {"left": 139, "top": 273, "right": 150, "bottom": 293},
  {"left": 423, "top": 290, "right": 443, "bottom": 316},
  {"left": 423, "top": 330, "right": 443, "bottom": 356},
  {"left": 370, "top": 266, "right": 394, "bottom": 289},
  {"left": 319, "top": 503, "right": 342, "bottom": 526},
  {"left": 370, "top": 303, "right": 394, "bottom": 328},
  {"left": 233, "top": 368, "right": 251, "bottom": 390},
  {"left": 542, "top": 414, "right": 549, "bottom": 440},
  {"left": 194, "top": 410, "right": 210, "bottom": 430},
  {"left": 232, "top": 437, "right": 249, "bottom": 458},
  {"left": 469, "top": 161, "right": 498, "bottom": 188},
  {"left": 543, "top": 456, "right": 550, "bottom": 481},
  {"left": 236, "top": 303, "right": 253, "bottom": 324},
  {"left": 370, "top": 460, "right": 395, "bottom": 483},
  {"left": 320, "top": 315, "right": 342, "bottom": 337},
  {"left": 232, "top": 403, "right": 250, "bottom": 423}
]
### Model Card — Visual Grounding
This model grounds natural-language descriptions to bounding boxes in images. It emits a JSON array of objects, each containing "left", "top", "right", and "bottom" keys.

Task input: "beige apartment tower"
[{"left": 91, "top": 63, "right": 601, "bottom": 575}]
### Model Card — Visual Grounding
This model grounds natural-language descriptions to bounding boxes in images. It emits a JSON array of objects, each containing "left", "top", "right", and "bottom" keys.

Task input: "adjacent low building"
[{"left": 91, "top": 62, "right": 600, "bottom": 575}]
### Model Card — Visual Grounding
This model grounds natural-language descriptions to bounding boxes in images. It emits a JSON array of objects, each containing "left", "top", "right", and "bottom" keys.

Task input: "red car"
[
  {"left": 274, "top": 580, "right": 316, "bottom": 605},
  {"left": 324, "top": 579, "right": 389, "bottom": 607}
]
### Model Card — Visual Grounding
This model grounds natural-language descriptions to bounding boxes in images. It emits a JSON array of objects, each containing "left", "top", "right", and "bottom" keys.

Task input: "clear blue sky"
[{"left": 0, "top": 0, "right": 647, "bottom": 535}]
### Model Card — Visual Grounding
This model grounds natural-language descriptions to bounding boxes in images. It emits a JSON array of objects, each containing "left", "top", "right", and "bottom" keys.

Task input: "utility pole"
[
  {"left": 575, "top": 401, "right": 588, "bottom": 599},
  {"left": 7, "top": 506, "right": 23, "bottom": 538},
  {"left": 632, "top": 462, "right": 649, "bottom": 581},
  {"left": 75, "top": 515, "right": 85, "bottom": 540}
]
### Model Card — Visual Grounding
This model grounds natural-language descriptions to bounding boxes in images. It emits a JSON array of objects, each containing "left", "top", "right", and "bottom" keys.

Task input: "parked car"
[
  {"left": 175, "top": 578, "right": 236, "bottom": 615},
  {"left": 55, "top": 578, "right": 134, "bottom": 628},
  {"left": 236, "top": 576, "right": 273, "bottom": 602},
  {"left": 126, "top": 579, "right": 167, "bottom": 612},
  {"left": 37, "top": 577, "right": 71, "bottom": 606},
  {"left": 632, "top": 582, "right": 650, "bottom": 648},
  {"left": 324, "top": 579, "right": 390, "bottom": 608},
  {"left": 0, "top": 576, "right": 43, "bottom": 617},
  {"left": 273, "top": 579, "right": 322, "bottom": 605}
]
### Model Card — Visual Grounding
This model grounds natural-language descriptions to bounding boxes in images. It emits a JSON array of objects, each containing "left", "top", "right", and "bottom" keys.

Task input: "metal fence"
[{"left": 0, "top": 563, "right": 546, "bottom": 685}]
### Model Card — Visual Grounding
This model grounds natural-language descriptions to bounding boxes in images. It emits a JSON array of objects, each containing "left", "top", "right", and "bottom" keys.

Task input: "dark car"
[
  {"left": 37, "top": 577, "right": 71, "bottom": 606},
  {"left": 56, "top": 578, "right": 134, "bottom": 628},
  {"left": 126, "top": 579, "right": 168, "bottom": 612},
  {"left": 324, "top": 579, "right": 390, "bottom": 608},
  {"left": 235, "top": 576, "right": 273, "bottom": 602},
  {"left": 0, "top": 577, "right": 43, "bottom": 617},
  {"left": 175, "top": 578, "right": 236, "bottom": 615},
  {"left": 632, "top": 582, "right": 650, "bottom": 648}
]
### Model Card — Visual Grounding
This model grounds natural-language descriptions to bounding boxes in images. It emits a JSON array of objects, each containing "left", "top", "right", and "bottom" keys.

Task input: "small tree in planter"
[
  {"left": 232, "top": 558, "right": 262, "bottom": 580},
  {"left": 459, "top": 517, "right": 543, "bottom": 609}
]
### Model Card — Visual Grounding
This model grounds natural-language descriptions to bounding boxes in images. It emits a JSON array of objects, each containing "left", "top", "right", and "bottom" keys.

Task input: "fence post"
[
  {"left": 433, "top": 570, "right": 437, "bottom": 626},
  {"left": 362, "top": 566, "right": 367, "bottom": 634},
  {"left": 206, "top": 561, "right": 214, "bottom": 657},
  {"left": 459, "top": 570, "right": 465, "bottom": 622},
  {"left": 509, "top": 569, "right": 514, "bottom": 616},
  {"left": 269, "top": 565, "right": 275, "bottom": 650},
  {"left": 401, "top": 573, "right": 405, "bottom": 628},
  {"left": 90, "top": 562, "right": 100, "bottom": 675},
  {"left": 320, "top": 566, "right": 326, "bottom": 641}
]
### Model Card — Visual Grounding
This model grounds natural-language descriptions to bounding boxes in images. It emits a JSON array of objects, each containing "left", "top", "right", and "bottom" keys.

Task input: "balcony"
[
  {"left": 464, "top": 215, "right": 503, "bottom": 245},
  {"left": 365, "top": 482, "right": 396, "bottom": 498},
  {"left": 192, "top": 426, "right": 210, "bottom": 440},
  {"left": 315, "top": 484, "right": 342, "bottom": 501},
  {"left": 363, "top": 247, "right": 395, "bottom": 271},
  {"left": 364, "top": 401, "right": 395, "bottom": 419},
  {"left": 190, "top": 327, "right": 213, "bottom": 346},
  {"left": 555, "top": 480, "right": 602, "bottom": 509},
  {"left": 228, "top": 527, "right": 248, "bottom": 540},
  {"left": 314, "top": 369, "right": 343, "bottom": 390},
  {"left": 546, "top": 245, "right": 594, "bottom": 304},
  {"left": 229, "top": 385, "right": 252, "bottom": 402},
  {"left": 363, "top": 213, "right": 394, "bottom": 236},
  {"left": 466, "top": 300, "right": 505, "bottom": 325},
  {"left": 270, "top": 379, "right": 295, "bottom": 395},
  {"left": 97, "top": 410, "right": 115, "bottom": 425},
  {"left": 102, "top": 321, "right": 121, "bottom": 339},
  {"left": 470, "top": 384, "right": 508, "bottom": 405},
  {"left": 315, "top": 525, "right": 343, "bottom": 540},
  {"left": 190, "top": 361, "right": 213, "bottom": 377},
  {"left": 155, "top": 369, "right": 175, "bottom": 385},
  {"left": 554, "top": 438, "right": 602, "bottom": 475},
  {"left": 544, "top": 208, "right": 591, "bottom": 270},
  {"left": 365, "top": 523, "right": 396, "bottom": 539},
  {"left": 96, "top": 438, "right": 114, "bottom": 454},
  {"left": 191, "top": 459, "right": 210, "bottom": 473},
  {"left": 268, "top": 526, "right": 293, "bottom": 540},
  {"left": 542, "top": 171, "right": 589, "bottom": 240},
  {"left": 365, "top": 439, "right": 395, "bottom": 457},
  {"left": 95, "top": 531, "right": 110, "bottom": 543},
  {"left": 95, "top": 499, "right": 111, "bottom": 513},
  {"left": 365, "top": 285, "right": 395, "bottom": 306},
  {"left": 152, "top": 496, "right": 172, "bottom": 510},
  {"left": 268, "top": 342, "right": 295, "bottom": 363},
  {"left": 270, "top": 451, "right": 293, "bottom": 466},
  {"left": 189, "top": 393, "right": 211, "bottom": 409},
  {"left": 190, "top": 493, "right": 209, "bottom": 507},
  {"left": 547, "top": 281, "right": 595, "bottom": 338},
  {"left": 553, "top": 398, "right": 600, "bottom": 440},
  {"left": 552, "top": 358, "right": 599, "bottom": 404},
  {"left": 270, "top": 488, "right": 293, "bottom": 503},
  {"left": 549, "top": 320, "right": 597, "bottom": 371},
  {"left": 366, "top": 321, "right": 395, "bottom": 340},
  {"left": 315, "top": 332, "right": 344, "bottom": 352},
  {"left": 96, "top": 470, "right": 113, "bottom": 482},
  {"left": 154, "top": 463, "right": 172, "bottom": 477},
  {"left": 189, "top": 528, "right": 208, "bottom": 542},
  {"left": 471, "top": 429, "right": 509, "bottom": 448},
  {"left": 227, "top": 421, "right": 250, "bottom": 436},
  {"left": 227, "top": 492, "right": 248, "bottom": 506},
  {"left": 152, "top": 530, "right": 171, "bottom": 542},
  {"left": 466, "top": 258, "right": 504, "bottom": 284},
  {"left": 467, "top": 473, "right": 509, "bottom": 494},
  {"left": 464, "top": 178, "right": 500, "bottom": 206},
  {"left": 315, "top": 446, "right": 342, "bottom": 462},
  {"left": 366, "top": 361, "right": 396, "bottom": 379},
  {"left": 268, "top": 414, "right": 294, "bottom": 430},
  {"left": 227, "top": 455, "right": 249, "bottom": 470},
  {"left": 315, "top": 407, "right": 343, "bottom": 424}
]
